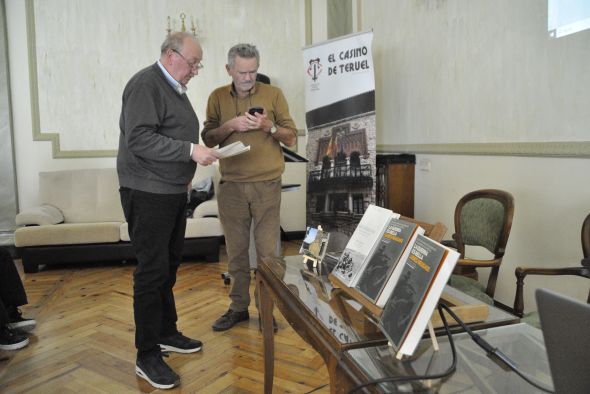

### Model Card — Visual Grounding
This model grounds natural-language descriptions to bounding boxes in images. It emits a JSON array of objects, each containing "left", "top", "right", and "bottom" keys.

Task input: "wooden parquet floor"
[{"left": 0, "top": 241, "right": 330, "bottom": 393}]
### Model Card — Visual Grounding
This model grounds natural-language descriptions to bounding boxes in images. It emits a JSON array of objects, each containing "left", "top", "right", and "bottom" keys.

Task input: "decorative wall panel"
[{"left": 28, "top": 0, "right": 306, "bottom": 157}]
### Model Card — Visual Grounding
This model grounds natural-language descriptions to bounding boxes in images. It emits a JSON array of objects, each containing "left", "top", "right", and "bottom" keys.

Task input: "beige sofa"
[{"left": 14, "top": 168, "right": 223, "bottom": 273}]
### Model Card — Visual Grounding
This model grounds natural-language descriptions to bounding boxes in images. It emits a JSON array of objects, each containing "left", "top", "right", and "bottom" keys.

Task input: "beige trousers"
[{"left": 217, "top": 178, "right": 282, "bottom": 312}]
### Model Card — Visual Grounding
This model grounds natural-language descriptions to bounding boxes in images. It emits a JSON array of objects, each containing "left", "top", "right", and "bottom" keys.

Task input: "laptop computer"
[{"left": 535, "top": 288, "right": 590, "bottom": 394}]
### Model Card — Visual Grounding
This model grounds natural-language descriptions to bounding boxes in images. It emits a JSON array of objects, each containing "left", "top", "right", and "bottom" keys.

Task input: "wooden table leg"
[{"left": 258, "top": 276, "right": 275, "bottom": 393}]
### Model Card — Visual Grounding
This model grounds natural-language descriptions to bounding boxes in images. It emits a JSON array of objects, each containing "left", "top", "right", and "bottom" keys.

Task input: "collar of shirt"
[
  {"left": 157, "top": 60, "right": 187, "bottom": 95},
  {"left": 229, "top": 82, "right": 258, "bottom": 97}
]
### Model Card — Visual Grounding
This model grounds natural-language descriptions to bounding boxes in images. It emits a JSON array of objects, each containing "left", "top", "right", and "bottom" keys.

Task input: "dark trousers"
[
  {"left": 0, "top": 247, "right": 28, "bottom": 326},
  {"left": 119, "top": 187, "right": 187, "bottom": 357}
]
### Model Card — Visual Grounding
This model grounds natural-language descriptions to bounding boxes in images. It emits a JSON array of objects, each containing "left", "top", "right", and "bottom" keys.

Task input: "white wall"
[
  {"left": 0, "top": 0, "right": 18, "bottom": 233},
  {"left": 414, "top": 154, "right": 590, "bottom": 311},
  {"left": 6, "top": 0, "right": 123, "bottom": 209},
  {"left": 8, "top": 0, "right": 590, "bottom": 314},
  {"left": 366, "top": 0, "right": 590, "bottom": 147},
  {"left": 5, "top": 0, "right": 307, "bottom": 230},
  {"left": 356, "top": 0, "right": 590, "bottom": 314}
]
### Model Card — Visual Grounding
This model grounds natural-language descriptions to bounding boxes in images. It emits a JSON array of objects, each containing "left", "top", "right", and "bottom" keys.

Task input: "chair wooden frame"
[
  {"left": 513, "top": 213, "right": 590, "bottom": 318},
  {"left": 399, "top": 216, "right": 447, "bottom": 242},
  {"left": 445, "top": 189, "right": 515, "bottom": 299}
]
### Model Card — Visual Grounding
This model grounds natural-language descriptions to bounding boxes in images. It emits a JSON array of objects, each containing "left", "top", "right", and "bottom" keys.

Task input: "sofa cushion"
[
  {"left": 119, "top": 217, "right": 223, "bottom": 242},
  {"left": 185, "top": 217, "right": 223, "bottom": 238},
  {"left": 15, "top": 222, "right": 122, "bottom": 247},
  {"left": 39, "top": 168, "right": 125, "bottom": 223},
  {"left": 15, "top": 204, "right": 64, "bottom": 226},
  {"left": 193, "top": 200, "right": 219, "bottom": 218}
]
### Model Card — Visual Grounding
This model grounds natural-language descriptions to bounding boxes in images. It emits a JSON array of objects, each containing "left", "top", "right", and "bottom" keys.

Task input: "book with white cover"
[
  {"left": 379, "top": 234, "right": 459, "bottom": 357},
  {"left": 215, "top": 141, "right": 250, "bottom": 159},
  {"left": 330, "top": 205, "right": 400, "bottom": 287}
]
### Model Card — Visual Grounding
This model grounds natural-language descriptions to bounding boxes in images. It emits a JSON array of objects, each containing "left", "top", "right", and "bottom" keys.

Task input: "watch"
[{"left": 269, "top": 124, "right": 278, "bottom": 134}]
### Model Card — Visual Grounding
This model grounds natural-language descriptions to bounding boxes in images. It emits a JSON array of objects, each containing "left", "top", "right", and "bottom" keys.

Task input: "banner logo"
[{"left": 307, "top": 58, "right": 323, "bottom": 82}]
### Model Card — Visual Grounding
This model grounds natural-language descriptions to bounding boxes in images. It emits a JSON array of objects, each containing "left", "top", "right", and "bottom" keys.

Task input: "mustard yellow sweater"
[{"left": 202, "top": 82, "right": 297, "bottom": 182}]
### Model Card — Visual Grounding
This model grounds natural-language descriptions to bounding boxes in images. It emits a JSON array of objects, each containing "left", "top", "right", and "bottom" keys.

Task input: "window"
[
  {"left": 330, "top": 193, "right": 348, "bottom": 212},
  {"left": 352, "top": 194, "right": 364, "bottom": 214},
  {"left": 315, "top": 195, "right": 325, "bottom": 213},
  {"left": 350, "top": 151, "right": 361, "bottom": 176}
]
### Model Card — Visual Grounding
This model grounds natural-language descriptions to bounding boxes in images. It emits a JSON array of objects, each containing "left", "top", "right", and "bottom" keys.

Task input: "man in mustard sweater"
[{"left": 201, "top": 43, "right": 297, "bottom": 331}]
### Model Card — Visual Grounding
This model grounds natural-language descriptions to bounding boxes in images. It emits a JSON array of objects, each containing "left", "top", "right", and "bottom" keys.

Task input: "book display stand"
[
  {"left": 328, "top": 274, "right": 488, "bottom": 327},
  {"left": 327, "top": 213, "right": 487, "bottom": 359},
  {"left": 330, "top": 273, "right": 440, "bottom": 359},
  {"left": 330, "top": 273, "right": 489, "bottom": 360}
]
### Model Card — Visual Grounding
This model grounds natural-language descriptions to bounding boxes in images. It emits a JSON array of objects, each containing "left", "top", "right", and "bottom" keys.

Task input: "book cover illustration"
[
  {"left": 331, "top": 205, "right": 399, "bottom": 287},
  {"left": 355, "top": 218, "right": 423, "bottom": 303},
  {"left": 379, "top": 234, "right": 448, "bottom": 354},
  {"left": 332, "top": 249, "right": 364, "bottom": 283}
]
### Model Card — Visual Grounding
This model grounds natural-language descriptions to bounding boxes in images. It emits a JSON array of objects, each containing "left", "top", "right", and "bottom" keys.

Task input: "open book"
[
  {"left": 378, "top": 234, "right": 459, "bottom": 357},
  {"left": 330, "top": 205, "right": 400, "bottom": 287},
  {"left": 215, "top": 141, "right": 250, "bottom": 159}
]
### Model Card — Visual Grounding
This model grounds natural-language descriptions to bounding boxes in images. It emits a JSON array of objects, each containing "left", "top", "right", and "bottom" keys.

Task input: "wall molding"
[
  {"left": 25, "top": 0, "right": 311, "bottom": 159},
  {"left": 25, "top": 0, "right": 117, "bottom": 159},
  {"left": 378, "top": 141, "right": 590, "bottom": 158}
]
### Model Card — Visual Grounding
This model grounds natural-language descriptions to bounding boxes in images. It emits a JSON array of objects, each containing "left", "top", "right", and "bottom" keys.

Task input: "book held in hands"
[
  {"left": 379, "top": 234, "right": 459, "bottom": 357},
  {"left": 355, "top": 217, "right": 425, "bottom": 306},
  {"left": 214, "top": 141, "right": 250, "bottom": 159},
  {"left": 330, "top": 205, "right": 400, "bottom": 288}
]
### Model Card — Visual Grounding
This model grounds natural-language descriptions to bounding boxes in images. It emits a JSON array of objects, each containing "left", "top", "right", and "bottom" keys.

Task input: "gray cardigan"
[{"left": 117, "top": 63, "right": 198, "bottom": 194}]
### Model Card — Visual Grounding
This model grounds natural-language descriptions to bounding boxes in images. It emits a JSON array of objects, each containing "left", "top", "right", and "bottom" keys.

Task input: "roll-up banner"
[{"left": 303, "top": 31, "right": 377, "bottom": 236}]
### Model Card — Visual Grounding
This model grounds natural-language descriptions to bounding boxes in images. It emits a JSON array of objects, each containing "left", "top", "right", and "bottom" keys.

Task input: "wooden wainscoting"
[{"left": 0, "top": 240, "right": 330, "bottom": 393}]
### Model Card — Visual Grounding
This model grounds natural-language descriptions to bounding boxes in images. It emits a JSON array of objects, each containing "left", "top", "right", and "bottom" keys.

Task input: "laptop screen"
[{"left": 535, "top": 288, "right": 590, "bottom": 394}]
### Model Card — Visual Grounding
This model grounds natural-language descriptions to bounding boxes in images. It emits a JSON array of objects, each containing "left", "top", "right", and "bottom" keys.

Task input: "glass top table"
[
  {"left": 265, "top": 255, "right": 519, "bottom": 348},
  {"left": 346, "top": 323, "right": 553, "bottom": 393},
  {"left": 257, "top": 255, "right": 527, "bottom": 393}
]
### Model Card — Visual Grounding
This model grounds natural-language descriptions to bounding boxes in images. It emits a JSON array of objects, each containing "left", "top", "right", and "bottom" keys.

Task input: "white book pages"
[
  {"left": 331, "top": 205, "right": 400, "bottom": 287},
  {"left": 215, "top": 141, "right": 250, "bottom": 159}
]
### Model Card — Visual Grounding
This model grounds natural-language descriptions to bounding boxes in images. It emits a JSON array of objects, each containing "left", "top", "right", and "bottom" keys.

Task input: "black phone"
[{"left": 248, "top": 107, "right": 264, "bottom": 115}]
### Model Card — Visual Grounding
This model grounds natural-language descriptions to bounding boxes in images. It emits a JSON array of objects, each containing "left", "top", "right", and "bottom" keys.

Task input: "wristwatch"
[{"left": 269, "top": 124, "right": 278, "bottom": 134}]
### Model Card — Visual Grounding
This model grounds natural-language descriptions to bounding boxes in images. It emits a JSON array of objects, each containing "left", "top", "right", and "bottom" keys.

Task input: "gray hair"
[
  {"left": 227, "top": 43, "right": 260, "bottom": 68},
  {"left": 160, "top": 32, "right": 198, "bottom": 55}
]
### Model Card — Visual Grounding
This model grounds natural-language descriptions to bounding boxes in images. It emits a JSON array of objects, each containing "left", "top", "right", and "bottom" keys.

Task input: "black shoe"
[
  {"left": 0, "top": 325, "right": 29, "bottom": 351},
  {"left": 136, "top": 353, "right": 180, "bottom": 389},
  {"left": 7, "top": 307, "right": 36, "bottom": 333},
  {"left": 258, "top": 316, "right": 279, "bottom": 333},
  {"left": 159, "top": 332, "right": 202, "bottom": 354},
  {"left": 212, "top": 309, "right": 249, "bottom": 331}
]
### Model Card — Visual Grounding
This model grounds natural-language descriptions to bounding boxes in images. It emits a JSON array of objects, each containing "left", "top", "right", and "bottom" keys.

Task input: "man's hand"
[
  {"left": 228, "top": 112, "right": 271, "bottom": 133},
  {"left": 191, "top": 144, "right": 220, "bottom": 166}
]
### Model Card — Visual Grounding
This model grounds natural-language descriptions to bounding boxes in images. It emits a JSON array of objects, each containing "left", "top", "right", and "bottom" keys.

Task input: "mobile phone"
[{"left": 248, "top": 107, "right": 264, "bottom": 115}]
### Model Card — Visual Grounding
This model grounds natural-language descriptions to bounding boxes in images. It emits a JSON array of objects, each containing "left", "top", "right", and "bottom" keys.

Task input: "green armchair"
[{"left": 442, "top": 189, "right": 515, "bottom": 305}]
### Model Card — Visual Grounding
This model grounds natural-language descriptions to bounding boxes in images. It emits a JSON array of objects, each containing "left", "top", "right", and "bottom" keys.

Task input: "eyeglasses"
[{"left": 172, "top": 49, "right": 203, "bottom": 71}]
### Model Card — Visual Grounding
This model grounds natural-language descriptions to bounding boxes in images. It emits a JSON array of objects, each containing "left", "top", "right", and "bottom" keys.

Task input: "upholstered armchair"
[{"left": 442, "top": 189, "right": 515, "bottom": 304}]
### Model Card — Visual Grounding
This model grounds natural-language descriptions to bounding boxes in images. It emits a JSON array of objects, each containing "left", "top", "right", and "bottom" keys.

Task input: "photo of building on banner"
[{"left": 302, "top": 31, "right": 376, "bottom": 238}]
